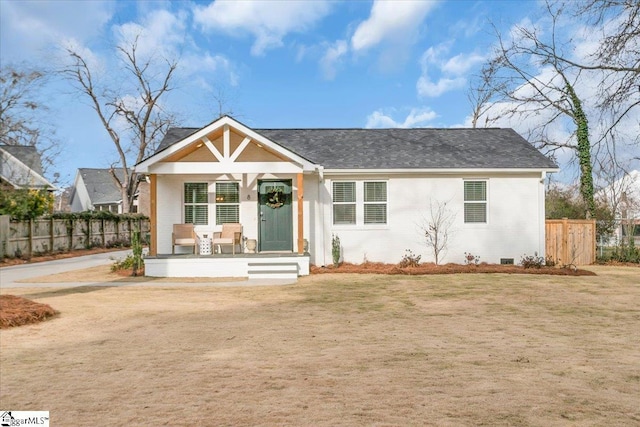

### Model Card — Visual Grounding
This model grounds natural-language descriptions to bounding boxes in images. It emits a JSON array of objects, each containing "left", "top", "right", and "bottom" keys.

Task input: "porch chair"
[
  {"left": 213, "top": 223, "right": 243, "bottom": 254},
  {"left": 172, "top": 223, "right": 199, "bottom": 254}
]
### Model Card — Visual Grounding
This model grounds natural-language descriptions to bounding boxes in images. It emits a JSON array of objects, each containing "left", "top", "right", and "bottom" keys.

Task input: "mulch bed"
[
  {"left": 311, "top": 262, "right": 597, "bottom": 276},
  {"left": 0, "top": 295, "right": 59, "bottom": 329}
]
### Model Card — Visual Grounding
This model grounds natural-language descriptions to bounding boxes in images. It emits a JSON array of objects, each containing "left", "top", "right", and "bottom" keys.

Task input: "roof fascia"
[
  {"left": 136, "top": 116, "right": 317, "bottom": 172},
  {"left": 323, "top": 167, "right": 560, "bottom": 175}
]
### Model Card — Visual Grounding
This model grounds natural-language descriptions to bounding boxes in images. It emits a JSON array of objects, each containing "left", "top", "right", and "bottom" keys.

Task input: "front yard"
[{"left": 1, "top": 267, "right": 638, "bottom": 426}]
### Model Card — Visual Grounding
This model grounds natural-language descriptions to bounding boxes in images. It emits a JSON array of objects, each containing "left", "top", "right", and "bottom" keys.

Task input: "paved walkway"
[{"left": 0, "top": 250, "right": 295, "bottom": 288}]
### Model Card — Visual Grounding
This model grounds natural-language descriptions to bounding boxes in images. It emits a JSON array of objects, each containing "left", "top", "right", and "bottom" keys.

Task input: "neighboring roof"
[
  {"left": 0, "top": 145, "right": 56, "bottom": 190},
  {"left": 156, "top": 125, "right": 558, "bottom": 170},
  {"left": 76, "top": 168, "right": 127, "bottom": 205},
  {"left": 0, "top": 145, "right": 44, "bottom": 175}
]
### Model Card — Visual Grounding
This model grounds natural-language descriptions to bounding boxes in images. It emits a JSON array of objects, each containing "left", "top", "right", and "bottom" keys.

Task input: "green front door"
[{"left": 259, "top": 180, "right": 293, "bottom": 251}]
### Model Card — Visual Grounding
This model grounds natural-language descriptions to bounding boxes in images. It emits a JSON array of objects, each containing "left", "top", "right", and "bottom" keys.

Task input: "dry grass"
[{"left": 1, "top": 266, "right": 639, "bottom": 426}]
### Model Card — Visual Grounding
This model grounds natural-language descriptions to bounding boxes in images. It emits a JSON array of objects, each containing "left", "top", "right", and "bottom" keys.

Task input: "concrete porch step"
[{"left": 247, "top": 261, "right": 299, "bottom": 280}]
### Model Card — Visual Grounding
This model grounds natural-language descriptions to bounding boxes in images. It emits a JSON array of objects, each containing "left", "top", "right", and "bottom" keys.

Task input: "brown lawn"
[{"left": 0, "top": 266, "right": 638, "bottom": 426}]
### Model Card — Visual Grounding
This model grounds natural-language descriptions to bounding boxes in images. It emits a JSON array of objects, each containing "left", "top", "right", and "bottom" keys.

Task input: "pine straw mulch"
[
  {"left": 311, "top": 262, "right": 596, "bottom": 276},
  {"left": 0, "top": 295, "right": 59, "bottom": 329}
]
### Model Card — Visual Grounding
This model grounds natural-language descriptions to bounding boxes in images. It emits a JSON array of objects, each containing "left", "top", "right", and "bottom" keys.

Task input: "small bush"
[
  {"left": 545, "top": 257, "right": 556, "bottom": 267},
  {"left": 111, "top": 254, "right": 137, "bottom": 272},
  {"left": 464, "top": 252, "right": 480, "bottom": 266},
  {"left": 398, "top": 249, "right": 421, "bottom": 268},
  {"left": 331, "top": 234, "right": 341, "bottom": 267},
  {"left": 521, "top": 253, "right": 545, "bottom": 269}
]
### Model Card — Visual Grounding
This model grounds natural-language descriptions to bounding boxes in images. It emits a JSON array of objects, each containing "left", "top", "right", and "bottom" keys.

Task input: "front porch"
[{"left": 144, "top": 252, "right": 310, "bottom": 279}]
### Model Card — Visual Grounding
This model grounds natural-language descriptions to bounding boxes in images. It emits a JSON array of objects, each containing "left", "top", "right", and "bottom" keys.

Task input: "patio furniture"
[
  {"left": 172, "top": 223, "right": 198, "bottom": 254},
  {"left": 213, "top": 223, "right": 243, "bottom": 254}
]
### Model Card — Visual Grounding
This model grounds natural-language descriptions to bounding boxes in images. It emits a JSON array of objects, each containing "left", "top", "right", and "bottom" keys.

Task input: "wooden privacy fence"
[
  {"left": 0, "top": 215, "right": 150, "bottom": 259},
  {"left": 546, "top": 218, "right": 596, "bottom": 266}
]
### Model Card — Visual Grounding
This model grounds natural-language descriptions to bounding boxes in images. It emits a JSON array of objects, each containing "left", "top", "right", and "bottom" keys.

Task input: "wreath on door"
[{"left": 266, "top": 188, "right": 286, "bottom": 208}]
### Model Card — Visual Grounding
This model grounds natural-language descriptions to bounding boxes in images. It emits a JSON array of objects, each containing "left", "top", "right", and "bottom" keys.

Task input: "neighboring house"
[
  {"left": 608, "top": 170, "right": 640, "bottom": 245},
  {"left": 69, "top": 168, "right": 149, "bottom": 215},
  {"left": 135, "top": 116, "right": 558, "bottom": 278},
  {"left": 0, "top": 145, "right": 56, "bottom": 191}
]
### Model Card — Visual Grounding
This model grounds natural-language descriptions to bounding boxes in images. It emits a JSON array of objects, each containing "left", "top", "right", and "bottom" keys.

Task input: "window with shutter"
[
  {"left": 184, "top": 183, "right": 208, "bottom": 225},
  {"left": 464, "top": 181, "right": 487, "bottom": 223},
  {"left": 333, "top": 181, "right": 356, "bottom": 225},
  {"left": 364, "top": 181, "right": 387, "bottom": 224},
  {"left": 215, "top": 182, "right": 240, "bottom": 224}
]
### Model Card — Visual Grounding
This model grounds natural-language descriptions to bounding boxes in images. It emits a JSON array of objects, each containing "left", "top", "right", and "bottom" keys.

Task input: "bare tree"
[
  {"left": 471, "top": 2, "right": 598, "bottom": 218},
  {"left": 419, "top": 199, "right": 456, "bottom": 265},
  {"left": 0, "top": 66, "right": 61, "bottom": 177},
  {"left": 61, "top": 36, "right": 178, "bottom": 213}
]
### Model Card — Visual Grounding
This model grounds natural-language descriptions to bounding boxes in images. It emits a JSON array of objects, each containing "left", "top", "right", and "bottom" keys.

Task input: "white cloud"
[
  {"left": 351, "top": 0, "right": 437, "bottom": 52},
  {"left": 193, "top": 0, "right": 332, "bottom": 56},
  {"left": 366, "top": 108, "right": 438, "bottom": 128},
  {"left": 416, "top": 43, "right": 481, "bottom": 97},
  {"left": 113, "top": 9, "right": 188, "bottom": 61},
  {"left": 0, "top": 0, "right": 113, "bottom": 63},
  {"left": 320, "top": 40, "right": 348, "bottom": 80}
]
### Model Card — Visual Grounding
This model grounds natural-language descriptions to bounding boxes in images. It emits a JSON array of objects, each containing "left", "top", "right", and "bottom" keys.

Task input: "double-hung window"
[
  {"left": 364, "top": 181, "right": 387, "bottom": 224},
  {"left": 184, "top": 183, "right": 208, "bottom": 225},
  {"left": 332, "top": 181, "right": 387, "bottom": 225},
  {"left": 464, "top": 180, "right": 487, "bottom": 223},
  {"left": 215, "top": 182, "right": 240, "bottom": 224},
  {"left": 333, "top": 182, "right": 356, "bottom": 225}
]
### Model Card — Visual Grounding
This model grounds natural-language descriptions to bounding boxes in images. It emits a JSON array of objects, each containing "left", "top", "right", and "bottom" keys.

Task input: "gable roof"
[
  {"left": 0, "top": 145, "right": 56, "bottom": 190},
  {"left": 75, "top": 168, "right": 127, "bottom": 205},
  {"left": 156, "top": 124, "right": 558, "bottom": 170}
]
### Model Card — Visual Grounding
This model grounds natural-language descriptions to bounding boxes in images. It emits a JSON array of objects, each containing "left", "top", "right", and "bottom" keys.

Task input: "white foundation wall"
[{"left": 318, "top": 173, "right": 545, "bottom": 266}]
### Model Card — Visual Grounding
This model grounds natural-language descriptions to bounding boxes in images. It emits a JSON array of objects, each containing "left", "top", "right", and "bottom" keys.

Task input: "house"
[
  {"left": 69, "top": 168, "right": 149, "bottom": 215},
  {"left": 135, "top": 115, "right": 558, "bottom": 278},
  {"left": 0, "top": 145, "right": 56, "bottom": 191}
]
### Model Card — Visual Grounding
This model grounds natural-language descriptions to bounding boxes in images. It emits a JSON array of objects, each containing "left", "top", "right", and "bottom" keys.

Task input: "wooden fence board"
[{"left": 546, "top": 219, "right": 596, "bottom": 266}]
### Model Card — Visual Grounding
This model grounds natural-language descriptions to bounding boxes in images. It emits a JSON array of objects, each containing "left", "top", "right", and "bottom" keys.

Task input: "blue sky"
[{"left": 1, "top": 0, "right": 631, "bottom": 187}]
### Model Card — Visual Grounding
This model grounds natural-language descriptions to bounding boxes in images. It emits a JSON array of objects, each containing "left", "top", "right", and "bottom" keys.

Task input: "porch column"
[
  {"left": 149, "top": 174, "right": 157, "bottom": 256},
  {"left": 297, "top": 173, "right": 304, "bottom": 255}
]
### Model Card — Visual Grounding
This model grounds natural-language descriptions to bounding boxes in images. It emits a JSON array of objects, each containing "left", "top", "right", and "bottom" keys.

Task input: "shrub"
[
  {"left": 520, "top": 252, "right": 545, "bottom": 269},
  {"left": 398, "top": 249, "right": 421, "bottom": 268},
  {"left": 331, "top": 234, "right": 341, "bottom": 267},
  {"left": 111, "top": 254, "right": 137, "bottom": 272},
  {"left": 464, "top": 252, "right": 480, "bottom": 266}
]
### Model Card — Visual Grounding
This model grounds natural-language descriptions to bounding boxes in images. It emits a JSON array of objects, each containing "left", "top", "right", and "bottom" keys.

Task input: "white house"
[
  {"left": 135, "top": 116, "right": 558, "bottom": 278},
  {"left": 69, "top": 168, "right": 149, "bottom": 215}
]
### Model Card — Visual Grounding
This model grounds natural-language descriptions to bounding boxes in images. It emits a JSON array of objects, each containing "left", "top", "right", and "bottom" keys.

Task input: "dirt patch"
[
  {"left": 1, "top": 266, "right": 638, "bottom": 426},
  {"left": 0, "top": 295, "right": 58, "bottom": 328},
  {"left": 312, "top": 262, "right": 596, "bottom": 276}
]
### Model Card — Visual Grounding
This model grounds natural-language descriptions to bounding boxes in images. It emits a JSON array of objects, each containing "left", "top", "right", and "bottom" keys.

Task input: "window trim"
[
  {"left": 214, "top": 181, "right": 240, "bottom": 225},
  {"left": 331, "top": 180, "right": 388, "bottom": 227},
  {"left": 363, "top": 181, "right": 388, "bottom": 225},
  {"left": 332, "top": 181, "right": 357, "bottom": 225},
  {"left": 463, "top": 179, "right": 488, "bottom": 224},
  {"left": 183, "top": 182, "right": 209, "bottom": 225}
]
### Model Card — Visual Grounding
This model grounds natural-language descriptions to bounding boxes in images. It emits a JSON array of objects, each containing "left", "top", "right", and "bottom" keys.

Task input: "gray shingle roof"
[
  {"left": 77, "top": 168, "right": 127, "bottom": 204},
  {"left": 155, "top": 126, "right": 558, "bottom": 170},
  {"left": 0, "top": 145, "right": 44, "bottom": 175}
]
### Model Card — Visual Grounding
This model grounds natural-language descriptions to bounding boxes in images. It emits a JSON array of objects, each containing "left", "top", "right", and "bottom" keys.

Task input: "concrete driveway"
[
  {"left": 0, "top": 250, "right": 132, "bottom": 288},
  {"left": 0, "top": 250, "right": 295, "bottom": 288}
]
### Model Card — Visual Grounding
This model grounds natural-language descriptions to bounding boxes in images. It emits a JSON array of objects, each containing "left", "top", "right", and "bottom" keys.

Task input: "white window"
[
  {"left": 184, "top": 182, "right": 208, "bottom": 225},
  {"left": 332, "top": 181, "right": 388, "bottom": 225},
  {"left": 364, "top": 181, "right": 387, "bottom": 224},
  {"left": 464, "top": 181, "right": 487, "bottom": 223},
  {"left": 333, "top": 182, "right": 356, "bottom": 225},
  {"left": 215, "top": 182, "right": 240, "bottom": 224}
]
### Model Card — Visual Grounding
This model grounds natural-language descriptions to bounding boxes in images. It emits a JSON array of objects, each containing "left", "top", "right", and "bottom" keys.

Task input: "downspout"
[{"left": 317, "top": 166, "right": 326, "bottom": 266}]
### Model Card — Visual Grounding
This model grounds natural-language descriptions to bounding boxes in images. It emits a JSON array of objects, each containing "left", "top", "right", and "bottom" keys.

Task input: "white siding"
[{"left": 319, "top": 173, "right": 545, "bottom": 266}]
